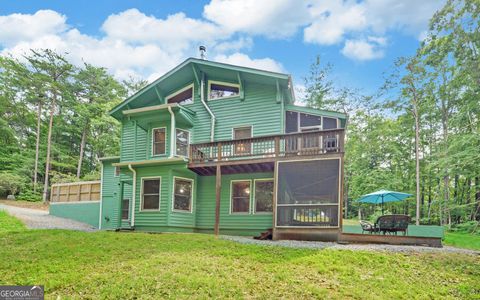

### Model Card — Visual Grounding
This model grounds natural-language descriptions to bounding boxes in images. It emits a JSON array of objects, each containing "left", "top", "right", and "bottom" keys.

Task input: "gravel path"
[
  {"left": 0, "top": 204, "right": 97, "bottom": 232},
  {"left": 221, "top": 235, "right": 480, "bottom": 255}
]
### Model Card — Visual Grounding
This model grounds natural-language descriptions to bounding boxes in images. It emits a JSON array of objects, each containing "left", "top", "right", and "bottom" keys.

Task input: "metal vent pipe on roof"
[{"left": 199, "top": 46, "right": 206, "bottom": 60}]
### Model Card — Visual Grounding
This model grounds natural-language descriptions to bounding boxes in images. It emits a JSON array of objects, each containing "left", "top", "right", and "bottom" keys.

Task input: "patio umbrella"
[{"left": 358, "top": 190, "right": 412, "bottom": 214}]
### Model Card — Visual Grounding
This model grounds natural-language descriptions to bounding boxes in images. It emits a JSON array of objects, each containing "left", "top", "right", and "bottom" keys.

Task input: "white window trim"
[
  {"left": 140, "top": 176, "right": 162, "bottom": 212},
  {"left": 253, "top": 178, "right": 274, "bottom": 214},
  {"left": 171, "top": 176, "right": 194, "bottom": 213},
  {"left": 274, "top": 157, "right": 341, "bottom": 229},
  {"left": 151, "top": 127, "right": 167, "bottom": 157},
  {"left": 229, "top": 179, "right": 252, "bottom": 214},
  {"left": 232, "top": 126, "right": 253, "bottom": 155},
  {"left": 121, "top": 198, "right": 130, "bottom": 221},
  {"left": 166, "top": 83, "right": 194, "bottom": 104},
  {"left": 175, "top": 128, "right": 191, "bottom": 157},
  {"left": 114, "top": 166, "right": 120, "bottom": 177},
  {"left": 208, "top": 80, "right": 241, "bottom": 101}
]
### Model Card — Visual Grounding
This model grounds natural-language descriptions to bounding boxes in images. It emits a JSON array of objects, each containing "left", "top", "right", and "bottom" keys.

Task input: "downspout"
[
  {"left": 128, "top": 164, "right": 136, "bottom": 227},
  {"left": 168, "top": 106, "right": 176, "bottom": 157},
  {"left": 200, "top": 74, "right": 216, "bottom": 141},
  {"left": 98, "top": 162, "right": 103, "bottom": 229}
]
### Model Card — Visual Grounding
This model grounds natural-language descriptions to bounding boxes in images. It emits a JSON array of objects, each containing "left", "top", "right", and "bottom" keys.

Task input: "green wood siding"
[
  {"left": 119, "top": 81, "right": 283, "bottom": 163},
  {"left": 100, "top": 160, "right": 121, "bottom": 230},
  {"left": 50, "top": 202, "right": 100, "bottom": 227}
]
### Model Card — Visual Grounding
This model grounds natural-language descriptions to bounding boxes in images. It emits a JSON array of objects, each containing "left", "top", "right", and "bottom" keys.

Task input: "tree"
[
  {"left": 25, "top": 50, "right": 74, "bottom": 202},
  {"left": 73, "top": 63, "right": 125, "bottom": 178}
]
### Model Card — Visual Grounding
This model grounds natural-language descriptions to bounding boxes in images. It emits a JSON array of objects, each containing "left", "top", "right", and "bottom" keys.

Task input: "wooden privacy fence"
[{"left": 50, "top": 181, "right": 101, "bottom": 203}]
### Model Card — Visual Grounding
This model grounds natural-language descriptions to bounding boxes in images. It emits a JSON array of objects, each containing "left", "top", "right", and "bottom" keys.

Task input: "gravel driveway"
[
  {"left": 221, "top": 235, "right": 480, "bottom": 255},
  {"left": 0, "top": 204, "right": 97, "bottom": 232}
]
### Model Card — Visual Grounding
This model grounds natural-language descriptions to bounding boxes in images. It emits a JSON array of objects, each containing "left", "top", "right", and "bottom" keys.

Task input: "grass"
[
  {"left": 444, "top": 232, "right": 480, "bottom": 251},
  {"left": 0, "top": 210, "right": 26, "bottom": 233},
  {"left": 0, "top": 215, "right": 479, "bottom": 299}
]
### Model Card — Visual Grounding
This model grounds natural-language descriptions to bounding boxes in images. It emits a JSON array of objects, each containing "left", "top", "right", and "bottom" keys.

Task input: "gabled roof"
[{"left": 109, "top": 58, "right": 294, "bottom": 119}]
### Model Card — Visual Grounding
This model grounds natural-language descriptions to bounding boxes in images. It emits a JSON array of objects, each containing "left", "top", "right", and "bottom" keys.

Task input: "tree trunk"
[
  {"left": 76, "top": 124, "right": 88, "bottom": 178},
  {"left": 33, "top": 100, "right": 42, "bottom": 192},
  {"left": 474, "top": 177, "right": 480, "bottom": 221},
  {"left": 413, "top": 105, "right": 421, "bottom": 225},
  {"left": 42, "top": 94, "right": 56, "bottom": 203}
]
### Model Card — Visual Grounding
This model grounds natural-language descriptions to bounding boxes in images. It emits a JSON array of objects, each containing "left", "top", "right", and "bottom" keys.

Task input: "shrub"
[
  {"left": 450, "top": 221, "right": 480, "bottom": 235},
  {"left": 0, "top": 172, "right": 25, "bottom": 197},
  {"left": 16, "top": 189, "right": 42, "bottom": 202}
]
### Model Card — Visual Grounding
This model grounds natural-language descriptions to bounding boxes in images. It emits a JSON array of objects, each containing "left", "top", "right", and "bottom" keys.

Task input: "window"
[
  {"left": 152, "top": 128, "right": 166, "bottom": 156},
  {"left": 231, "top": 181, "right": 251, "bottom": 213},
  {"left": 141, "top": 178, "right": 161, "bottom": 210},
  {"left": 254, "top": 180, "right": 274, "bottom": 213},
  {"left": 173, "top": 177, "right": 193, "bottom": 212},
  {"left": 276, "top": 159, "right": 340, "bottom": 227},
  {"left": 175, "top": 129, "right": 190, "bottom": 157},
  {"left": 121, "top": 199, "right": 130, "bottom": 220},
  {"left": 323, "top": 117, "right": 338, "bottom": 129},
  {"left": 209, "top": 81, "right": 240, "bottom": 100},
  {"left": 114, "top": 166, "right": 120, "bottom": 177},
  {"left": 233, "top": 126, "right": 252, "bottom": 155},
  {"left": 167, "top": 84, "right": 193, "bottom": 105}
]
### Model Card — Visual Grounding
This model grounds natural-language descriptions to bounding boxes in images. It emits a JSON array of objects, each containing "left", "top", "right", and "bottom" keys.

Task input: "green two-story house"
[{"left": 99, "top": 58, "right": 346, "bottom": 241}]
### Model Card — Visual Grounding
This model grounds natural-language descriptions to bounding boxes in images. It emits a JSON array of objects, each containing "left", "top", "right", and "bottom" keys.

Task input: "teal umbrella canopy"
[{"left": 358, "top": 190, "right": 412, "bottom": 214}]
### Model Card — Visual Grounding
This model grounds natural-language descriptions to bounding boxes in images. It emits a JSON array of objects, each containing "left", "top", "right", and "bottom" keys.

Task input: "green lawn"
[
  {"left": 0, "top": 215, "right": 479, "bottom": 299},
  {"left": 0, "top": 210, "right": 25, "bottom": 233},
  {"left": 444, "top": 232, "right": 480, "bottom": 251}
]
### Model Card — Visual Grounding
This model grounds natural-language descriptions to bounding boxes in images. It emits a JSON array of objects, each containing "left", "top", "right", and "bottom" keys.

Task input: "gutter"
[
  {"left": 200, "top": 74, "right": 216, "bottom": 141},
  {"left": 128, "top": 164, "right": 136, "bottom": 227},
  {"left": 167, "top": 106, "right": 176, "bottom": 157}
]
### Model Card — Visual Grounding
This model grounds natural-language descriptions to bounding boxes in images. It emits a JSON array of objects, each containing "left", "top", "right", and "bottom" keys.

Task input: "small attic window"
[
  {"left": 167, "top": 84, "right": 194, "bottom": 105},
  {"left": 208, "top": 81, "right": 240, "bottom": 100}
]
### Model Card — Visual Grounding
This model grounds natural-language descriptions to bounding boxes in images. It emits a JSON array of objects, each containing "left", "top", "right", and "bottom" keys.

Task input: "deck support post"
[{"left": 214, "top": 164, "right": 221, "bottom": 236}]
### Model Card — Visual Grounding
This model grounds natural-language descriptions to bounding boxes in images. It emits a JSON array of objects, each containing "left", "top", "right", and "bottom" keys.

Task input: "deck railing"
[{"left": 190, "top": 128, "right": 345, "bottom": 163}]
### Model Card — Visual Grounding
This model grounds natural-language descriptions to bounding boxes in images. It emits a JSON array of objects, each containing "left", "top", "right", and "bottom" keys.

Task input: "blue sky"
[{"left": 0, "top": 0, "right": 444, "bottom": 97}]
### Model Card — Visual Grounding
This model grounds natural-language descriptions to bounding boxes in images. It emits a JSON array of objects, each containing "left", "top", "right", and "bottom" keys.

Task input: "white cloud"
[
  {"left": 102, "top": 9, "right": 229, "bottom": 53},
  {"left": 214, "top": 53, "right": 285, "bottom": 73},
  {"left": 364, "top": 0, "right": 444, "bottom": 39},
  {"left": 304, "top": 0, "right": 367, "bottom": 45},
  {"left": 203, "top": 0, "right": 310, "bottom": 38},
  {"left": 0, "top": 10, "right": 67, "bottom": 47},
  {"left": 341, "top": 37, "right": 386, "bottom": 61},
  {"left": 0, "top": 8, "right": 283, "bottom": 82}
]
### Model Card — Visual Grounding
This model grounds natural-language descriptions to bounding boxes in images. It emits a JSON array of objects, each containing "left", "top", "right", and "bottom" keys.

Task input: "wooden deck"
[
  {"left": 340, "top": 224, "right": 444, "bottom": 247},
  {"left": 188, "top": 129, "right": 345, "bottom": 175}
]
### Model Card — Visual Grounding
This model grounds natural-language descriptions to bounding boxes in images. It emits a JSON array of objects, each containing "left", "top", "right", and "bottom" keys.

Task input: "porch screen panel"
[{"left": 276, "top": 159, "right": 340, "bottom": 227}]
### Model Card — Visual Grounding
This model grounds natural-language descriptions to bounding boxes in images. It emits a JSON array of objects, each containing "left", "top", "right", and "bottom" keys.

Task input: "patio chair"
[
  {"left": 359, "top": 220, "right": 379, "bottom": 234},
  {"left": 375, "top": 214, "right": 411, "bottom": 235}
]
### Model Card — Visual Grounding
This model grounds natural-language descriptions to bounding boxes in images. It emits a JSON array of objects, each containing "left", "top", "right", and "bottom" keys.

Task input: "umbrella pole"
[{"left": 381, "top": 195, "right": 384, "bottom": 215}]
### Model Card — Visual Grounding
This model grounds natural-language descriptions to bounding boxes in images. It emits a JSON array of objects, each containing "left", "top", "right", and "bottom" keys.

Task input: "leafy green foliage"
[
  {"left": 0, "top": 173, "right": 26, "bottom": 197},
  {"left": 0, "top": 50, "right": 141, "bottom": 199}
]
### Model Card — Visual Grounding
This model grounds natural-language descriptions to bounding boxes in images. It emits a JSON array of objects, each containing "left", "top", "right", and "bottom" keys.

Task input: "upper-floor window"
[
  {"left": 152, "top": 127, "right": 166, "bottom": 156},
  {"left": 208, "top": 81, "right": 240, "bottom": 100},
  {"left": 233, "top": 126, "right": 252, "bottom": 155},
  {"left": 167, "top": 84, "right": 194, "bottom": 105},
  {"left": 175, "top": 129, "right": 190, "bottom": 157},
  {"left": 285, "top": 111, "right": 336, "bottom": 133}
]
